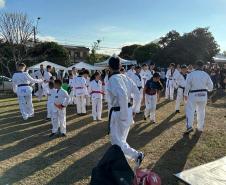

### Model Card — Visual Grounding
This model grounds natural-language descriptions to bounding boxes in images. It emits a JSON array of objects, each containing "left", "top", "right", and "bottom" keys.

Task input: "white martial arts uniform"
[
  {"left": 184, "top": 70, "right": 213, "bottom": 131},
  {"left": 12, "top": 71, "right": 43, "bottom": 120},
  {"left": 107, "top": 73, "right": 140, "bottom": 160},
  {"left": 34, "top": 69, "right": 45, "bottom": 101},
  {"left": 84, "top": 77, "right": 91, "bottom": 106},
  {"left": 68, "top": 78, "right": 75, "bottom": 105},
  {"left": 52, "top": 88, "right": 70, "bottom": 134},
  {"left": 165, "top": 68, "right": 180, "bottom": 100},
  {"left": 140, "top": 69, "right": 152, "bottom": 88},
  {"left": 126, "top": 69, "right": 135, "bottom": 79},
  {"left": 175, "top": 73, "right": 187, "bottom": 111},
  {"left": 130, "top": 72, "right": 143, "bottom": 113},
  {"left": 47, "top": 88, "right": 57, "bottom": 119},
  {"left": 42, "top": 71, "right": 52, "bottom": 96},
  {"left": 89, "top": 80, "right": 103, "bottom": 120},
  {"left": 73, "top": 76, "right": 88, "bottom": 114},
  {"left": 104, "top": 75, "right": 109, "bottom": 103}
]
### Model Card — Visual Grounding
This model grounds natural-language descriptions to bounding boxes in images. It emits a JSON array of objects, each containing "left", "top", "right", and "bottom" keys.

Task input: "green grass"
[{"left": 0, "top": 91, "right": 225, "bottom": 185}]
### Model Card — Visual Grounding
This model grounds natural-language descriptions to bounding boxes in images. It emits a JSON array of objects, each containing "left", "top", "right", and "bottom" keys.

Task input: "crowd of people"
[{"left": 12, "top": 56, "right": 226, "bottom": 167}]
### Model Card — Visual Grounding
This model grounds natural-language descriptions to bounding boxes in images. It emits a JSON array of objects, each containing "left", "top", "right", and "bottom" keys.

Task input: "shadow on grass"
[
  {"left": 151, "top": 132, "right": 201, "bottom": 185},
  {"left": 0, "top": 121, "right": 108, "bottom": 184}
]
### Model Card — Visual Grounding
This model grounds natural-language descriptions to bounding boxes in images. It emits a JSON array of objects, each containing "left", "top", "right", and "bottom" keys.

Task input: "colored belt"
[
  {"left": 189, "top": 89, "right": 207, "bottom": 93},
  {"left": 108, "top": 103, "right": 132, "bottom": 135},
  {"left": 90, "top": 91, "right": 104, "bottom": 95},
  {"left": 18, "top": 84, "right": 29, "bottom": 87}
]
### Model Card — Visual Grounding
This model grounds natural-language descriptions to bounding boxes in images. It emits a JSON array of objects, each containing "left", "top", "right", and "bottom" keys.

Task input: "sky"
[{"left": 0, "top": 0, "right": 226, "bottom": 55}]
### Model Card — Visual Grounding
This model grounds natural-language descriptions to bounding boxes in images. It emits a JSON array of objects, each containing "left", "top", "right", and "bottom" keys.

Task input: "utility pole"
[{"left": 33, "top": 17, "right": 41, "bottom": 44}]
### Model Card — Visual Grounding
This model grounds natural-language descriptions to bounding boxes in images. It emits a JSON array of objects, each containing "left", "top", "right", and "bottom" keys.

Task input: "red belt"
[{"left": 91, "top": 91, "right": 104, "bottom": 95}]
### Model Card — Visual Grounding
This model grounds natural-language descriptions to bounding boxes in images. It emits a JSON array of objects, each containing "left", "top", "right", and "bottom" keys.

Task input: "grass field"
[{"left": 0, "top": 90, "right": 226, "bottom": 185}]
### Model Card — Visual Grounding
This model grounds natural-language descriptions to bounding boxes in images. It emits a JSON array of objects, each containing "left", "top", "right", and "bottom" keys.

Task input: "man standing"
[
  {"left": 130, "top": 65, "right": 143, "bottom": 114},
  {"left": 12, "top": 63, "right": 43, "bottom": 120},
  {"left": 107, "top": 56, "right": 144, "bottom": 167},
  {"left": 165, "top": 63, "right": 179, "bottom": 100},
  {"left": 184, "top": 61, "right": 213, "bottom": 134},
  {"left": 34, "top": 64, "right": 45, "bottom": 101},
  {"left": 175, "top": 65, "right": 188, "bottom": 113}
]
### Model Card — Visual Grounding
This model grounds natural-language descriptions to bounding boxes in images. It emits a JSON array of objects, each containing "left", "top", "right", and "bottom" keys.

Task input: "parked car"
[{"left": 0, "top": 76, "right": 13, "bottom": 91}]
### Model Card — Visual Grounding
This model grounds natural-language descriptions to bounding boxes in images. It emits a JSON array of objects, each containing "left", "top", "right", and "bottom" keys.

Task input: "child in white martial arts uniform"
[
  {"left": 89, "top": 72, "right": 103, "bottom": 121},
  {"left": 46, "top": 81, "right": 56, "bottom": 120},
  {"left": 50, "top": 79, "right": 70, "bottom": 137},
  {"left": 130, "top": 66, "right": 143, "bottom": 114},
  {"left": 42, "top": 65, "right": 52, "bottom": 96},
  {"left": 68, "top": 73, "right": 75, "bottom": 105},
  {"left": 12, "top": 63, "right": 43, "bottom": 120},
  {"left": 83, "top": 70, "right": 91, "bottom": 106},
  {"left": 143, "top": 73, "right": 163, "bottom": 124},
  {"left": 175, "top": 65, "right": 188, "bottom": 113},
  {"left": 107, "top": 56, "right": 144, "bottom": 167},
  {"left": 73, "top": 71, "right": 88, "bottom": 115},
  {"left": 165, "top": 63, "right": 180, "bottom": 100}
]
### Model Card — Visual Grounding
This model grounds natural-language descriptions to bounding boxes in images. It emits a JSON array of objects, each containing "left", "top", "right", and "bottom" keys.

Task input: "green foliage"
[
  {"left": 133, "top": 43, "right": 160, "bottom": 63},
  {"left": 29, "top": 42, "right": 70, "bottom": 66},
  {"left": 119, "top": 44, "right": 141, "bottom": 60}
]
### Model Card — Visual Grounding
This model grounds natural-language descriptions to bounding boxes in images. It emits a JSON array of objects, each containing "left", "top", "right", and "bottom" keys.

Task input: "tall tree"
[
  {"left": 158, "top": 30, "right": 180, "bottom": 48},
  {"left": 119, "top": 44, "right": 141, "bottom": 60},
  {"left": 133, "top": 43, "right": 160, "bottom": 63},
  {"left": 29, "top": 42, "right": 70, "bottom": 66},
  {"left": 0, "top": 12, "right": 33, "bottom": 76}
]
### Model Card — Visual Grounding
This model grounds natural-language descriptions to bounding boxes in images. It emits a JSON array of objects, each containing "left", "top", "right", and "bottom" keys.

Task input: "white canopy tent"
[
  {"left": 213, "top": 55, "right": 226, "bottom": 64},
  {"left": 28, "top": 61, "right": 66, "bottom": 71},
  {"left": 94, "top": 56, "right": 137, "bottom": 69},
  {"left": 67, "top": 62, "right": 105, "bottom": 71}
]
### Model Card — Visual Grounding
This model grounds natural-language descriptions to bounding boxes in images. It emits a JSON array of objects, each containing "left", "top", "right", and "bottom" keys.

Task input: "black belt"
[
  {"left": 18, "top": 84, "right": 29, "bottom": 87},
  {"left": 189, "top": 89, "right": 207, "bottom": 93},
  {"left": 179, "top": 86, "right": 185, "bottom": 90},
  {"left": 138, "top": 86, "right": 142, "bottom": 90},
  {"left": 108, "top": 103, "right": 132, "bottom": 135}
]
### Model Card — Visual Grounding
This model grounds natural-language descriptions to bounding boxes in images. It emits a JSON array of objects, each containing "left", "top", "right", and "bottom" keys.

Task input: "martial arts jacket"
[
  {"left": 73, "top": 76, "right": 88, "bottom": 96},
  {"left": 89, "top": 80, "right": 103, "bottom": 100}
]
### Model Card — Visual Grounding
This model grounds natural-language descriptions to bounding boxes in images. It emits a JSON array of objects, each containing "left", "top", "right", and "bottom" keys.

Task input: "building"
[{"left": 62, "top": 45, "right": 90, "bottom": 64}]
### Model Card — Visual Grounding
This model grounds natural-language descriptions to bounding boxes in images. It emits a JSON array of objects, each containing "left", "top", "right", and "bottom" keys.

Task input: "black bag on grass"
[{"left": 90, "top": 145, "right": 134, "bottom": 185}]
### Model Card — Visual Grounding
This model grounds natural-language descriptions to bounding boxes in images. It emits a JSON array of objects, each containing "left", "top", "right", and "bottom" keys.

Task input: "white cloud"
[
  {"left": 0, "top": 0, "right": 5, "bottom": 8},
  {"left": 37, "top": 35, "right": 57, "bottom": 42}
]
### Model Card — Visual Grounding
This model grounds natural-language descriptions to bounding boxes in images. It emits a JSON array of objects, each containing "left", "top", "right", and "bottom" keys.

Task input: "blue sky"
[{"left": 1, "top": 0, "right": 226, "bottom": 54}]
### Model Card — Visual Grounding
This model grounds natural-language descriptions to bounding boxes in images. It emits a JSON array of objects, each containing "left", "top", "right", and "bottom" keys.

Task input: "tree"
[
  {"left": 0, "top": 12, "right": 33, "bottom": 76},
  {"left": 29, "top": 42, "right": 70, "bottom": 66},
  {"left": 158, "top": 30, "right": 180, "bottom": 48},
  {"left": 133, "top": 43, "right": 160, "bottom": 63},
  {"left": 119, "top": 44, "right": 141, "bottom": 60},
  {"left": 90, "top": 40, "right": 101, "bottom": 64}
]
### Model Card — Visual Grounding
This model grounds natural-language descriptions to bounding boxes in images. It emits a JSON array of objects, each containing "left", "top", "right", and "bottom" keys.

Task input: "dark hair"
[
  {"left": 109, "top": 57, "right": 121, "bottom": 70},
  {"left": 120, "top": 67, "right": 125, "bottom": 72},
  {"left": 181, "top": 64, "right": 187, "bottom": 69},
  {"left": 170, "top": 63, "right": 175, "bottom": 67},
  {"left": 78, "top": 70, "right": 84, "bottom": 76},
  {"left": 83, "top": 69, "right": 90, "bottom": 75},
  {"left": 153, "top": 72, "right": 160, "bottom": 78},
  {"left": 54, "top": 79, "right": 62, "bottom": 86},
  {"left": 90, "top": 71, "right": 101, "bottom": 81},
  {"left": 135, "top": 65, "right": 141, "bottom": 70},
  {"left": 18, "top": 63, "right": 26, "bottom": 68},
  {"left": 196, "top": 60, "right": 204, "bottom": 68},
  {"left": 142, "top": 64, "right": 148, "bottom": 67},
  {"left": 47, "top": 65, "right": 51, "bottom": 69},
  {"left": 49, "top": 81, "right": 54, "bottom": 89}
]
